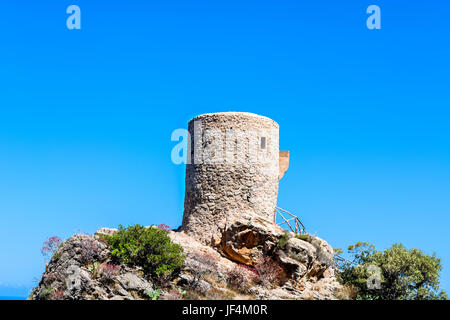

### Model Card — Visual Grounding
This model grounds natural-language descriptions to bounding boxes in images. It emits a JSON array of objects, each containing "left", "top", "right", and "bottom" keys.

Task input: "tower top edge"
[{"left": 188, "top": 112, "right": 279, "bottom": 127}]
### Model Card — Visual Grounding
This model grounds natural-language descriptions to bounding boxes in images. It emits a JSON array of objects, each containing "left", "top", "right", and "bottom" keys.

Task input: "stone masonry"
[{"left": 181, "top": 112, "right": 284, "bottom": 244}]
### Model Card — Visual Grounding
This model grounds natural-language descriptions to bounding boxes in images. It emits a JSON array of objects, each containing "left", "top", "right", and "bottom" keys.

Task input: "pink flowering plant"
[
  {"left": 157, "top": 224, "right": 171, "bottom": 231},
  {"left": 254, "top": 257, "right": 283, "bottom": 287},
  {"left": 227, "top": 264, "right": 257, "bottom": 293},
  {"left": 98, "top": 263, "right": 120, "bottom": 282},
  {"left": 41, "top": 236, "right": 63, "bottom": 262}
]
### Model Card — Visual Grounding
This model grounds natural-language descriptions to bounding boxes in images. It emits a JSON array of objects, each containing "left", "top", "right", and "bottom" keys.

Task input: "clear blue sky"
[{"left": 0, "top": 0, "right": 449, "bottom": 297}]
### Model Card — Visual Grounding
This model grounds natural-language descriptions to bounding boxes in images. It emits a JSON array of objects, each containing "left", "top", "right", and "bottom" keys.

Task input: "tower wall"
[{"left": 181, "top": 112, "right": 279, "bottom": 244}]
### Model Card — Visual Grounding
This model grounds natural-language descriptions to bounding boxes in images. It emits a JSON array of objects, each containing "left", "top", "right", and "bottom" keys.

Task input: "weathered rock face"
[
  {"left": 216, "top": 215, "right": 336, "bottom": 282},
  {"left": 30, "top": 233, "right": 154, "bottom": 301},
  {"left": 182, "top": 112, "right": 280, "bottom": 244},
  {"left": 30, "top": 223, "right": 343, "bottom": 300},
  {"left": 217, "top": 215, "right": 284, "bottom": 265}
]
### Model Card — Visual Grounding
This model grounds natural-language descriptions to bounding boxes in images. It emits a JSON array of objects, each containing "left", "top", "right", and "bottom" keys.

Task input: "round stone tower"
[{"left": 181, "top": 112, "right": 280, "bottom": 244}]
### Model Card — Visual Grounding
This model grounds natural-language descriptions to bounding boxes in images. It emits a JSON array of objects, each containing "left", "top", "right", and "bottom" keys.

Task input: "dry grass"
[
  {"left": 205, "top": 288, "right": 236, "bottom": 300},
  {"left": 183, "top": 287, "right": 237, "bottom": 300},
  {"left": 334, "top": 284, "right": 358, "bottom": 300},
  {"left": 203, "top": 274, "right": 227, "bottom": 289}
]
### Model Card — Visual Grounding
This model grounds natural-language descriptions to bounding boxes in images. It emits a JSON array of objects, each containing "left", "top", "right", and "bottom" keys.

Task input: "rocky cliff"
[{"left": 30, "top": 216, "right": 343, "bottom": 300}]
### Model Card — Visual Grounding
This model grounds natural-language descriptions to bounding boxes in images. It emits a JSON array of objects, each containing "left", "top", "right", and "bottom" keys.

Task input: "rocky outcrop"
[
  {"left": 30, "top": 219, "right": 343, "bottom": 300},
  {"left": 217, "top": 215, "right": 283, "bottom": 265}
]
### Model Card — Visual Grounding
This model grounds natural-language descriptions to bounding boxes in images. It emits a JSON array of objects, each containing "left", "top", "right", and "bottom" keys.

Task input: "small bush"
[
  {"left": 276, "top": 231, "right": 290, "bottom": 251},
  {"left": 157, "top": 224, "right": 171, "bottom": 231},
  {"left": 88, "top": 261, "right": 100, "bottom": 277},
  {"left": 295, "top": 233, "right": 312, "bottom": 242},
  {"left": 40, "top": 288, "right": 64, "bottom": 300},
  {"left": 48, "top": 290, "right": 65, "bottom": 300},
  {"left": 227, "top": 264, "right": 257, "bottom": 293},
  {"left": 98, "top": 263, "right": 120, "bottom": 282},
  {"left": 147, "top": 288, "right": 161, "bottom": 300},
  {"left": 188, "top": 251, "right": 219, "bottom": 289},
  {"left": 104, "top": 224, "right": 185, "bottom": 279},
  {"left": 254, "top": 257, "right": 283, "bottom": 287},
  {"left": 162, "top": 288, "right": 186, "bottom": 300},
  {"left": 338, "top": 242, "right": 448, "bottom": 300},
  {"left": 41, "top": 236, "right": 63, "bottom": 262},
  {"left": 241, "top": 264, "right": 258, "bottom": 276},
  {"left": 316, "top": 247, "right": 334, "bottom": 268},
  {"left": 163, "top": 289, "right": 182, "bottom": 300},
  {"left": 42, "top": 272, "right": 57, "bottom": 286},
  {"left": 79, "top": 237, "right": 103, "bottom": 264}
]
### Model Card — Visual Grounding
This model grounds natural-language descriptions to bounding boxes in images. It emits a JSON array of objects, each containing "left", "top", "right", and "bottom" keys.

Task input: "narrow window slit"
[{"left": 261, "top": 137, "right": 266, "bottom": 149}]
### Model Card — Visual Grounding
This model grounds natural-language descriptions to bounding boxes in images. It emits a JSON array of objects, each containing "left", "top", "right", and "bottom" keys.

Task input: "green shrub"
[
  {"left": 88, "top": 262, "right": 100, "bottom": 277},
  {"left": 295, "top": 233, "right": 312, "bottom": 242},
  {"left": 104, "top": 224, "right": 185, "bottom": 279},
  {"left": 338, "top": 242, "right": 448, "bottom": 300},
  {"left": 147, "top": 288, "right": 161, "bottom": 300},
  {"left": 40, "top": 288, "right": 54, "bottom": 300},
  {"left": 276, "top": 231, "right": 290, "bottom": 251}
]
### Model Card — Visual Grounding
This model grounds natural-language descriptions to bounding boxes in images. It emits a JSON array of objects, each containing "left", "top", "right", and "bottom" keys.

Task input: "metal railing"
[
  {"left": 275, "top": 207, "right": 306, "bottom": 235},
  {"left": 275, "top": 207, "right": 360, "bottom": 271},
  {"left": 275, "top": 207, "right": 359, "bottom": 270}
]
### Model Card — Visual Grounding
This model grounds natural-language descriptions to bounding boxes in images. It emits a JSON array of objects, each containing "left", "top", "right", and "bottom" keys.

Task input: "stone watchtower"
[{"left": 181, "top": 112, "right": 289, "bottom": 244}]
